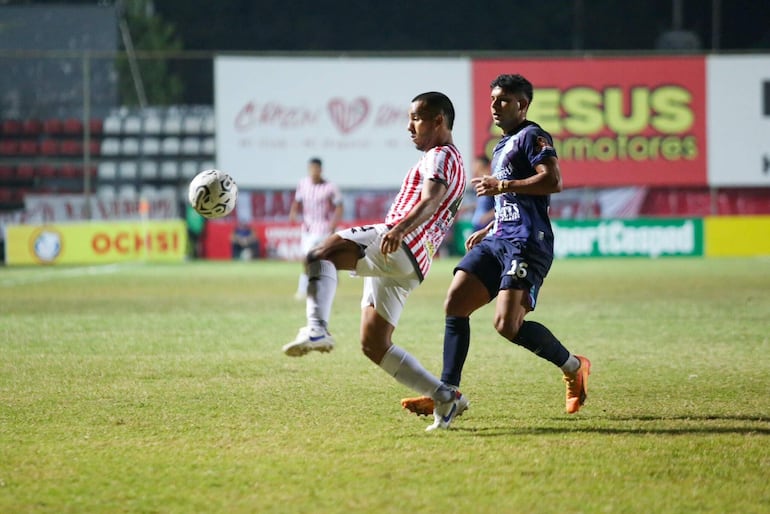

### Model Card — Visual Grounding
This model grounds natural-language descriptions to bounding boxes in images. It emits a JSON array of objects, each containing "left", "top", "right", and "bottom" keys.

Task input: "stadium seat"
[
  {"left": 40, "top": 139, "right": 59, "bottom": 156},
  {"left": 181, "top": 137, "right": 201, "bottom": 155},
  {"left": 160, "top": 161, "right": 179, "bottom": 180},
  {"left": 97, "top": 184, "right": 116, "bottom": 198},
  {"left": 101, "top": 138, "right": 121, "bottom": 156},
  {"left": 144, "top": 115, "right": 162, "bottom": 135},
  {"left": 142, "top": 138, "right": 161, "bottom": 156},
  {"left": 119, "top": 161, "right": 139, "bottom": 180},
  {"left": 0, "top": 140, "right": 20, "bottom": 155},
  {"left": 121, "top": 138, "right": 140, "bottom": 155},
  {"left": 0, "top": 165, "right": 14, "bottom": 181},
  {"left": 1, "top": 119, "right": 22, "bottom": 136},
  {"left": 18, "top": 140, "right": 39, "bottom": 156},
  {"left": 162, "top": 114, "right": 182, "bottom": 134},
  {"left": 89, "top": 118, "right": 104, "bottom": 136},
  {"left": 37, "top": 164, "right": 58, "bottom": 179},
  {"left": 123, "top": 115, "right": 142, "bottom": 135},
  {"left": 42, "top": 118, "right": 64, "bottom": 135},
  {"left": 140, "top": 161, "right": 159, "bottom": 180},
  {"left": 98, "top": 161, "right": 118, "bottom": 180},
  {"left": 180, "top": 160, "right": 199, "bottom": 179},
  {"left": 161, "top": 137, "right": 181, "bottom": 155},
  {"left": 102, "top": 115, "right": 122, "bottom": 135},
  {"left": 59, "top": 139, "right": 83, "bottom": 156},
  {"left": 22, "top": 119, "right": 43, "bottom": 136},
  {"left": 199, "top": 160, "right": 215, "bottom": 171},
  {"left": 202, "top": 113, "right": 215, "bottom": 135},
  {"left": 182, "top": 115, "right": 203, "bottom": 135},
  {"left": 201, "top": 137, "right": 215, "bottom": 155},
  {"left": 16, "top": 164, "right": 35, "bottom": 180},
  {"left": 88, "top": 140, "right": 101, "bottom": 157},
  {"left": 118, "top": 184, "right": 137, "bottom": 199},
  {"left": 62, "top": 118, "right": 83, "bottom": 135}
]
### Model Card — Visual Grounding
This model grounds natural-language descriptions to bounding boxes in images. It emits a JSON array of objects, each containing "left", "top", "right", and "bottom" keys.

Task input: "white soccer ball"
[{"left": 188, "top": 169, "right": 238, "bottom": 219}]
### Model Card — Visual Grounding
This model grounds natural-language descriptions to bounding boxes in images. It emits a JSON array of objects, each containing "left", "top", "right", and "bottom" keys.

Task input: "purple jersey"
[{"left": 489, "top": 121, "right": 557, "bottom": 257}]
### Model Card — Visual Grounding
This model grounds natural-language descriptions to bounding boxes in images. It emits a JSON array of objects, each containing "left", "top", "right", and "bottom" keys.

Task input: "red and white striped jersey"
[
  {"left": 294, "top": 178, "right": 343, "bottom": 235},
  {"left": 385, "top": 144, "right": 466, "bottom": 279}
]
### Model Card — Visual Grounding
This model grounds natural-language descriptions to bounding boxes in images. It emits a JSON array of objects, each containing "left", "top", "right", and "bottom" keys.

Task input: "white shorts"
[
  {"left": 301, "top": 231, "right": 330, "bottom": 255},
  {"left": 336, "top": 223, "right": 421, "bottom": 327}
]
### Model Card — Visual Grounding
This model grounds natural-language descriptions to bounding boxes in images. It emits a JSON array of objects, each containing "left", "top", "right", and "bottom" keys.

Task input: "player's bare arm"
[
  {"left": 465, "top": 219, "right": 495, "bottom": 251},
  {"left": 380, "top": 178, "right": 448, "bottom": 255},
  {"left": 472, "top": 156, "right": 562, "bottom": 197}
]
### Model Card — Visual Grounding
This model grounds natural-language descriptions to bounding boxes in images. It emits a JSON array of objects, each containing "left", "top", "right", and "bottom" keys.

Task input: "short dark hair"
[
  {"left": 475, "top": 155, "right": 490, "bottom": 165},
  {"left": 411, "top": 91, "right": 455, "bottom": 129},
  {"left": 490, "top": 74, "right": 534, "bottom": 103},
  {"left": 308, "top": 157, "right": 322, "bottom": 166}
]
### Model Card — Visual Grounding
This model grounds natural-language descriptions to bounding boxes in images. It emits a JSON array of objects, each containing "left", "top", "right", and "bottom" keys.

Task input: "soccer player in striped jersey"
[
  {"left": 282, "top": 91, "right": 468, "bottom": 431},
  {"left": 289, "top": 157, "right": 343, "bottom": 300},
  {"left": 401, "top": 74, "right": 591, "bottom": 419}
]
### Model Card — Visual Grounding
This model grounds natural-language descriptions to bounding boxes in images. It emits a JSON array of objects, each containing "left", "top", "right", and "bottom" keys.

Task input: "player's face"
[
  {"left": 407, "top": 100, "right": 440, "bottom": 151},
  {"left": 490, "top": 86, "right": 526, "bottom": 133},
  {"left": 308, "top": 162, "right": 322, "bottom": 182}
]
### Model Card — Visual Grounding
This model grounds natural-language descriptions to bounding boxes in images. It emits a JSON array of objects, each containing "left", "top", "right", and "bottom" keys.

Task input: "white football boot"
[{"left": 282, "top": 326, "right": 335, "bottom": 357}]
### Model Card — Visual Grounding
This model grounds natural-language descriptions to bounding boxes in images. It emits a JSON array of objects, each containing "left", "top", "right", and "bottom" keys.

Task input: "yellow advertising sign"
[
  {"left": 5, "top": 220, "right": 188, "bottom": 265},
  {"left": 704, "top": 216, "right": 770, "bottom": 256}
]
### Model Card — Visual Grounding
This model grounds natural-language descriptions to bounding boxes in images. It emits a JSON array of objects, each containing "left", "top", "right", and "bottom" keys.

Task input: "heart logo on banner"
[{"left": 328, "top": 97, "right": 369, "bottom": 134}]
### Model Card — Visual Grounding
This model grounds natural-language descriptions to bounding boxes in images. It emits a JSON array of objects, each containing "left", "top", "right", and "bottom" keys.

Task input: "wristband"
[{"left": 498, "top": 180, "right": 506, "bottom": 193}]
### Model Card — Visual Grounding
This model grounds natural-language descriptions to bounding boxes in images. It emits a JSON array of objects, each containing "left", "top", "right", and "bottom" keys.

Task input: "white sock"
[
  {"left": 560, "top": 354, "right": 581, "bottom": 374},
  {"left": 378, "top": 345, "right": 452, "bottom": 402},
  {"left": 297, "top": 273, "right": 308, "bottom": 295},
  {"left": 306, "top": 259, "right": 337, "bottom": 329}
]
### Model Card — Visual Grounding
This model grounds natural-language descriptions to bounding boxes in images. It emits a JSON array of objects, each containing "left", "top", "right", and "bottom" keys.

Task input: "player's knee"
[
  {"left": 360, "top": 333, "right": 388, "bottom": 364},
  {"left": 443, "top": 289, "right": 467, "bottom": 316},
  {"left": 494, "top": 313, "right": 522, "bottom": 340}
]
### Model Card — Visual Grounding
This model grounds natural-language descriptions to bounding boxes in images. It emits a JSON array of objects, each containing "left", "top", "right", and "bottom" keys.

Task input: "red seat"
[
  {"left": 0, "top": 140, "right": 20, "bottom": 155},
  {"left": 89, "top": 118, "right": 104, "bottom": 135},
  {"left": 59, "top": 164, "right": 80, "bottom": 178},
  {"left": 59, "top": 139, "right": 83, "bottom": 156},
  {"left": 0, "top": 165, "right": 14, "bottom": 180},
  {"left": 40, "top": 139, "right": 59, "bottom": 156},
  {"left": 22, "top": 119, "right": 43, "bottom": 136},
  {"left": 1, "top": 119, "right": 22, "bottom": 136},
  {"left": 37, "top": 164, "right": 58, "bottom": 179},
  {"left": 16, "top": 164, "right": 35, "bottom": 180},
  {"left": 62, "top": 118, "right": 83, "bottom": 135},
  {"left": 43, "top": 118, "right": 63, "bottom": 135},
  {"left": 18, "top": 140, "right": 39, "bottom": 156}
]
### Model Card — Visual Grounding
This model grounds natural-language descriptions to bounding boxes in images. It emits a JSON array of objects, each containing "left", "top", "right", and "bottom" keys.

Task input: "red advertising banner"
[{"left": 473, "top": 57, "right": 707, "bottom": 187}]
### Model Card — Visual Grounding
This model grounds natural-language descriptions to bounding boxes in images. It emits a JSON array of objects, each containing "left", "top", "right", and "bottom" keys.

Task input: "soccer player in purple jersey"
[{"left": 402, "top": 74, "right": 591, "bottom": 422}]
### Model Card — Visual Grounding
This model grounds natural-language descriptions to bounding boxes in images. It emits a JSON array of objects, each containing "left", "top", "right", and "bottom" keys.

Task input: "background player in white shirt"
[
  {"left": 288, "top": 157, "right": 343, "bottom": 300},
  {"left": 282, "top": 91, "right": 468, "bottom": 431}
]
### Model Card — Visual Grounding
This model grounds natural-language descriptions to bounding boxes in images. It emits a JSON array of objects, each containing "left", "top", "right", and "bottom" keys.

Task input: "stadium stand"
[{"left": 0, "top": 106, "right": 216, "bottom": 211}]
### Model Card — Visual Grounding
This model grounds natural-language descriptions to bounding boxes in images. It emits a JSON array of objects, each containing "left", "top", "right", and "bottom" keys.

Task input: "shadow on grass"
[{"left": 456, "top": 415, "right": 770, "bottom": 436}]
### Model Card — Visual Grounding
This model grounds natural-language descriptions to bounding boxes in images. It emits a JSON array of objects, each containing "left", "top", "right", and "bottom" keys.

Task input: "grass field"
[{"left": 1, "top": 257, "right": 769, "bottom": 513}]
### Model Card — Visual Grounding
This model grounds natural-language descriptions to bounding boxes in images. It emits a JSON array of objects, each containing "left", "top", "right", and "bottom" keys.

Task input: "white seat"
[
  {"left": 142, "top": 138, "right": 161, "bottom": 156},
  {"left": 182, "top": 115, "right": 202, "bottom": 134},
  {"left": 122, "top": 138, "right": 140, "bottom": 155},
  {"left": 143, "top": 116, "right": 162, "bottom": 135},
  {"left": 161, "top": 137, "right": 181, "bottom": 155},
  {"left": 201, "top": 137, "right": 215, "bottom": 155},
  {"left": 97, "top": 184, "right": 116, "bottom": 198},
  {"left": 201, "top": 113, "right": 215, "bottom": 135},
  {"left": 160, "top": 161, "right": 179, "bottom": 180},
  {"left": 140, "top": 161, "right": 159, "bottom": 180},
  {"left": 101, "top": 138, "right": 121, "bottom": 156},
  {"left": 181, "top": 137, "right": 201, "bottom": 155},
  {"left": 180, "top": 160, "right": 199, "bottom": 179},
  {"left": 199, "top": 160, "right": 215, "bottom": 172},
  {"left": 118, "top": 184, "right": 137, "bottom": 199},
  {"left": 98, "top": 161, "right": 118, "bottom": 179},
  {"left": 103, "top": 115, "right": 122, "bottom": 135},
  {"left": 162, "top": 115, "right": 182, "bottom": 134},
  {"left": 123, "top": 116, "right": 142, "bottom": 135},
  {"left": 119, "top": 161, "right": 138, "bottom": 180}
]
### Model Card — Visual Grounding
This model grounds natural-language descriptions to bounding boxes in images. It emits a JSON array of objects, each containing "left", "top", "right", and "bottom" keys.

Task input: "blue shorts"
[{"left": 455, "top": 238, "right": 553, "bottom": 309}]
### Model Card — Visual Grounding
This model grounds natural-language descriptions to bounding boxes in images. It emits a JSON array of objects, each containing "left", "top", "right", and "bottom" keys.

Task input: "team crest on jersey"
[{"left": 535, "top": 136, "right": 553, "bottom": 152}]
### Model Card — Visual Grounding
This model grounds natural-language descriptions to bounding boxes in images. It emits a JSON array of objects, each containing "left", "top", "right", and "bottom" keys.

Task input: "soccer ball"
[{"left": 188, "top": 169, "right": 238, "bottom": 219}]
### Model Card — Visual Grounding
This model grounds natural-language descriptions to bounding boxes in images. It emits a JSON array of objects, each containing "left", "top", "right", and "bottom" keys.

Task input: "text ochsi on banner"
[{"left": 473, "top": 57, "right": 707, "bottom": 187}]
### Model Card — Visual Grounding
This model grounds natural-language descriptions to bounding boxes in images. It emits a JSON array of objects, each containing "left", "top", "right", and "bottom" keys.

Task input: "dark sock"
[
  {"left": 512, "top": 320, "right": 570, "bottom": 367},
  {"left": 441, "top": 316, "right": 470, "bottom": 387}
]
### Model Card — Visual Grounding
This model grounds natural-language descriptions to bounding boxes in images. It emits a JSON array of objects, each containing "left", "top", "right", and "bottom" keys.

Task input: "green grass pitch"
[{"left": 1, "top": 257, "right": 769, "bottom": 513}]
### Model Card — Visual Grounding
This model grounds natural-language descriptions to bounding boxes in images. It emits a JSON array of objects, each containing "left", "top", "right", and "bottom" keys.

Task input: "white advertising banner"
[
  {"left": 214, "top": 56, "right": 472, "bottom": 189},
  {"left": 707, "top": 55, "right": 770, "bottom": 186}
]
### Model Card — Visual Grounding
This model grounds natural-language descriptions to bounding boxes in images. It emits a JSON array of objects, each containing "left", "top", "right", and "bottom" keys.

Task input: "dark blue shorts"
[{"left": 455, "top": 238, "right": 553, "bottom": 309}]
